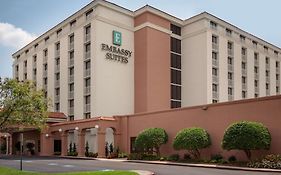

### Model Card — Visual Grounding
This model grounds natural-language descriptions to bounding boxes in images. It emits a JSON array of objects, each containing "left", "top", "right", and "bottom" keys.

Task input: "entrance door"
[{"left": 54, "top": 140, "right": 61, "bottom": 153}]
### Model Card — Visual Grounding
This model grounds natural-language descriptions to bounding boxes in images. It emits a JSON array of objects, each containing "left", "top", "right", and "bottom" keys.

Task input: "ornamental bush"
[
  {"left": 134, "top": 128, "right": 168, "bottom": 156},
  {"left": 173, "top": 127, "right": 211, "bottom": 159},
  {"left": 222, "top": 121, "right": 271, "bottom": 160}
]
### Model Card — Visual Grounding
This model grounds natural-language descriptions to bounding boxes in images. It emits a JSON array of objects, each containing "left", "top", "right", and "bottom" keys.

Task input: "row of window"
[{"left": 210, "top": 21, "right": 279, "bottom": 57}]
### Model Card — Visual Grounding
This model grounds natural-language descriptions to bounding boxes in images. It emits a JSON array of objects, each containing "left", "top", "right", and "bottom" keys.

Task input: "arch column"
[
  {"left": 77, "top": 130, "right": 86, "bottom": 157},
  {"left": 97, "top": 131, "right": 105, "bottom": 157},
  {"left": 40, "top": 132, "right": 52, "bottom": 156},
  {"left": 61, "top": 132, "right": 68, "bottom": 156}
]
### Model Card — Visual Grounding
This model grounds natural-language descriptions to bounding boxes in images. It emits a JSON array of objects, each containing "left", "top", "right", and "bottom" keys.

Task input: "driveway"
[{"left": 0, "top": 156, "right": 279, "bottom": 175}]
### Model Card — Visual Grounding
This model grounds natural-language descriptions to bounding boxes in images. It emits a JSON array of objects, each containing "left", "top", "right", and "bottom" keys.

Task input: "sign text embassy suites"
[{"left": 101, "top": 31, "right": 132, "bottom": 64}]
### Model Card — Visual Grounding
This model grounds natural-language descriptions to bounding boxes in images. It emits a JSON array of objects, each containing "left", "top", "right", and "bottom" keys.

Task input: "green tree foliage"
[
  {"left": 173, "top": 127, "right": 211, "bottom": 159},
  {"left": 0, "top": 78, "right": 48, "bottom": 131},
  {"left": 135, "top": 128, "right": 168, "bottom": 156},
  {"left": 222, "top": 121, "right": 271, "bottom": 160}
]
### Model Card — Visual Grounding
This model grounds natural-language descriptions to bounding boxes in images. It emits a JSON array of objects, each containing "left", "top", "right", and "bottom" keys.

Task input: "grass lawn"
[{"left": 0, "top": 167, "right": 138, "bottom": 175}]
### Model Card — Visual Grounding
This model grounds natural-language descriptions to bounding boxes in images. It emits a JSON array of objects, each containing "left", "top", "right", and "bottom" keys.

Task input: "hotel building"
[
  {"left": 12, "top": 0, "right": 281, "bottom": 121},
  {"left": 5, "top": 0, "right": 281, "bottom": 159}
]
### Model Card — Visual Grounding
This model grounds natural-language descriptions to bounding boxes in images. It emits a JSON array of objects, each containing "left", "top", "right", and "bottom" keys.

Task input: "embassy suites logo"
[{"left": 101, "top": 30, "right": 132, "bottom": 64}]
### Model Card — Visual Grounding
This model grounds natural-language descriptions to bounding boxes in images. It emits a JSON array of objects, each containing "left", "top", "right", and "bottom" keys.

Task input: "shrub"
[
  {"left": 135, "top": 128, "right": 168, "bottom": 156},
  {"left": 127, "top": 153, "right": 143, "bottom": 160},
  {"left": 85, "top": 141, "right": 89, "bottom": 157},
  {"left": 160, "top": 157, "right": 167, "bottom": 161},
  {"left": 87, "top": 152, "right": 98, "bottom": 158},
  {"left": 222, "top": 121, "right": 271, "bottom": 160},
  {"left": 26, "top": 142, "right": 35, "bottom": 155},
  {"left": 183, "top": 154, "right": 191, "bottom": 161},
  {"left": 118, "top": 152, "right": 128, "bottom": 158},
  {"left": 173, "top": 127, "right": 211, "bottom": 159},
  {"left": 248, "top": 154, "right": 281, "bottom": 169},
  {"left": 67, "top": 151, "right": 78, "bottom": 156},
  {"left": 15, "top": 142, "right": 21, "bottom": 152},
  {"left": 142, "top": 154, "right": 160, "bottom": 161},
  {"left": 167, "top": 154, "right": 180, "bottom": 161},
  {"left": 228, "top": 155, "right": 237, "bottom": 162},
  {"left": 211, "top": 154, "right": 223, "bottom": 162}
]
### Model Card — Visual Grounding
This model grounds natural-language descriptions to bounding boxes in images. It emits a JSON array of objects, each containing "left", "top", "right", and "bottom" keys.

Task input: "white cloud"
[{"left": 0, "top": 22, "right": 36, "bottom": 49}]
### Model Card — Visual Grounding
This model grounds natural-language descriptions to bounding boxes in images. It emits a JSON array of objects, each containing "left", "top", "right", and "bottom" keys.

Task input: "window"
[
  {"left": 228, "top": 57, "right": 233, "bottom": 65},
  {"left": 227, "top": 42, "right": 233, "bottom": 50},
  {"left": 55, "top": 73, "right": 60, "bottom": 80},
  {"left": 266, "top": 57, "right": 270, "bottom": 64},
  {"left": 266, "top": 83, "right": 269, "bottom": 90},
  {"left": 171, "top": 53, "right": 181, "bottom": 69},
  {"left": 212, "top": 35, "right": 218, "bottom": 44},
  {"left": 252, "top": 41, "right": 258, "bottom": 48},
  {"left": 85, "top": 9, "right": 93, "bottom": 19},
  {"left": 171, "top": 69, "right": 181, "bottom": 85},
  {"left": 276, "top": 61, "right": 280, "bottom": 68},
  {"left": 242, "top": 62, "right": 246, "bottom": 69},
  {"left": 240, "top": 35, "right": 246, "bottom": 42},
  {"left": 44, "top": 36, "right": 49, "bottom": 43},
  {"left": 242, "top": 76, "right": 246, "bottom": 84},
  {"left": 228, "top": 72, "right": 233, "bottom": 80},
  {"left": 242, "top": 91, "right": 247, "bottom": 98},
  {"left": 69, "top": 83, "right": 74, "bottom": 92},
  {"left": 44, "top": 64, "right": 48, "bottom": 71},
  {"left": 69, "top": 35, "right": 74, "bottom": 44},
  {"left": 85, "top": 43, "right": 91, "bottom": 52},
  {"left": 241, "top": 47, "right": 247, "bottom": 56},
  {"left": 210, "top": 21, "right": 217, "bottom": 29},
  {"left": 171, "top": 24, "right": 181, "bottom": 36},
  {"left": 55, "top": 58, "right": 60, "bottom": 66},
  {"left": 44, "top": 77, "right": 48, "bottom": 85},
  {"left": 212, "top": 52, "right": 218, "bottom": 61},
  {"left": 56, "top": 42, "right": 60, "bottom": 51},
  {"left": 212, "top": 68, "right": 218, "bottom": 76},
  {"left": 44, "top": 49, "right": 48, "bottom": 57},
  {"left": 266, "top": 70, "right": 270, "bottom": 77},
  {"left": 171, "top": 101, "right": 181, "bottom": 108},
  {"left": 85, "top": 25, "right": 91, "bottom": 35},
  {"left": 274, "top": 51, "right": 279, "bottom": 57},
  {"left": 277, "top": 86, "right": 280, "bottom": 93},
  {"left": 24, "top": 60, "right": 27, "bottom": 67},
  {"left": 69, "top": 67, "right": 74, "bottom": 76},
  {"left": 24, "top": 73, "right": 27, "bottom": 80},
  {"left": 55, "top": 88, "right": 60, "bottom": 96},
  {"left": 264, "top": 46, "right": 268, "bottom": 52},
  {"left": 212, "top": 99, "right": 218, "bottom": 103},
  {"left": 171, "top": 38, "right": 181, "bottom": 53},
  {"left": 171, "top": 85, "right": 181, "bottom": 100},
  {"left": 254, "top": 66, "right": 258, "bottom": 74},
  {"left": 69, "top": 51, "right": 74, "bottom": 59},
  {"left": 226, "top": 28, "right": 232, "bottom": 36},
  {"left": 69, "top": 99, "right": 74, "bottom": 108},
  {"left": 255, "top": 80, "right": 258, "bottom": 87},
  {"left": 25, "top": 49, "right": 29, "bottom": 54},
  {"left": 34, "top": 43, "right": 38, "bottom": 49},
  {"left": 70, "top": 20, "right": 76, "bottom": 28},
  {"left": 33, "top": 55, "right": 37, "bottom": 63},
  {"left": 69, "top": 116, "right": 74, "bottom": 121},
  {"left": 228, "top": 87, "right": 233, "bottom": 95},
  {"left": 56, "top": 29, "right": 62, "bottom": 37},
  {"left": 85, "top": 78, "right": 90, "bottom": 87},
  {"left": 85, "top": 61, "right": 91, "bottom": 70},
  {"left": 85, "top": 95, "right": 90, "bottom": 104},
  {"left": 255, "top": 93, "right": 259, "bottom": 98},
  {"left": 212, "top": 84, "right": 218, "bottom": 92},
  {"left": 254, "top": 52, "right": 259, "bottom": 60},
  {"left": 55, "top": 103, "right": 60, "bottom": 111}
]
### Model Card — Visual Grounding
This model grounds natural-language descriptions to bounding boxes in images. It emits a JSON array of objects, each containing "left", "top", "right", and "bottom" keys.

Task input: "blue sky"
[{"left": 0, "top": 0, "right": 280, "bottom": 78}]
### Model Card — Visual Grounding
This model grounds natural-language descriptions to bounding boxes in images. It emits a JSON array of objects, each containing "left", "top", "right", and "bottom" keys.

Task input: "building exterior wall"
[{"left": 119, "top": 95, "right": 281, "bottom": 160}]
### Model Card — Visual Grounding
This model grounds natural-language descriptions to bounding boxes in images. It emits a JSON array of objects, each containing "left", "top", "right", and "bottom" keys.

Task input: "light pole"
[{"left": 19, "top": 128, "right": 24, "bottom": 171}]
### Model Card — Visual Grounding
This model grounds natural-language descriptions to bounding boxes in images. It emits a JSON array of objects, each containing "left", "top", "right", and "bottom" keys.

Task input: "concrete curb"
[
  {"left": 131, "top": 170, "right": 155, "bottom": 175},
  {"left": 126, "top": 160, "right": 281, "bottom": 173}
]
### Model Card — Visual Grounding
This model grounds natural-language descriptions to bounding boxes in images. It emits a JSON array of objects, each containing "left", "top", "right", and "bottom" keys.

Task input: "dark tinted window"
[
  {"left": 171, "top": 69, "right": 181, "bottom": 85},
  {"left": 171, "top": 38, "right": 181, "bottom": 54},
  {"left": 171, "top": 24, "right": 181, "bottom": 36},
  {"left": 171, "top": 53, "right": 181, "bottom": 69},
  {"left": 171, "top": 101, "right": 181, "bottom": 108},
  {"left": 171, "top": 85, "right": 181, "bottom": 100}
]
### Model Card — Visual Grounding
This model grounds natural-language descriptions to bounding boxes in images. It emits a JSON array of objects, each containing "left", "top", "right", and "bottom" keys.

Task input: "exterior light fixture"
[
  {"left": 75, "top": 127, "right": 79, "bottom": 131},
  {"left": 4, "top": 135, "right": 7, "bottom": 138},
  {"left": 94, "top": 125, "right": 99, "bottom": 129},
  {"left": 58, "top": 128, "right": 62, "bottom": 132},
  {"left": 202, "top": 106, "right": 208, "bottom": 110},
  {"left": 45, "top": 134, "right": 49, "bottom": 137}
]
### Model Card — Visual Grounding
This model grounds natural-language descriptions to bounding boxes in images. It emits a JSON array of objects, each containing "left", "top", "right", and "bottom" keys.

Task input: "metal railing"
[
  {"left": 228, "top": 64, "right": 234, "bottom": 72},
  {"left": 212, "top": 75, "right": 218, "bottom": 83},
  {"left": 55, "top": 80, "right": 60, "bottom": 87},
  {"left": 54, "top": 95, "right": 60, "bottom": 103},
  {"left": 55, "top": 64, "right": 60, "bottom": 72},
  {"left": 212, "top": 59, "right": 218, "bottom": 67},
  {"left": 69, "top": 42, "right": 74, "bottom": 50},
  {"left": 68, "top": 91, "right": 74, "bottom": 99},
  {"left": 228, "top": 79, "right": 234, "bottom": 87},
  {"left": 228, "top": 49, "right": 233, "bottom": 56},
  {"left": 68, "top": 107, "right": 74, "bottom": 115},
  {"left": 84, "top": 86, "right": 90, "bottom": 95},
  {"left": 85, "top": 34, "right": 90, "bottom": 42},
  {"left": 212, "top": 43, "right": 218, "bottom": 50},
  {"left": 84, "top": 104, "right": 91, "bottom": 113},
  {"left": 212, "top": 92, "right": 218, "bottom": 99},
  {"left": 85, "top": 51, "right": 90, "bottom": 60},
  {"left": 242, "top": 83, "right": 247, "bottom": 90},
  {"left": 242, "top": 69, "right": 247, "bottom": 75},
  {"left": 69, "top": 58, "right": 74, "bottom": 67},
  {"left": 84, "top": 69, "right": 90, "bottom": 77},
  {"left": 69, "top": 75, "right": 74, "bottom": 82}
]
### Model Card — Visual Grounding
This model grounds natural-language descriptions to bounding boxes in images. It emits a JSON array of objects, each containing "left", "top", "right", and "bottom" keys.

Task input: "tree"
[
  {"left": 134, "top": 128, "right": 168, "bottom": 156},
  {"left": 173, "top": 127, "right": 211, "bottom": 159},
  {"left": 222, "top": 121, "right": 271, "bottom": 160},
  {"left": 0, "top": 78, "right": 48, "bottom": 131}
]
